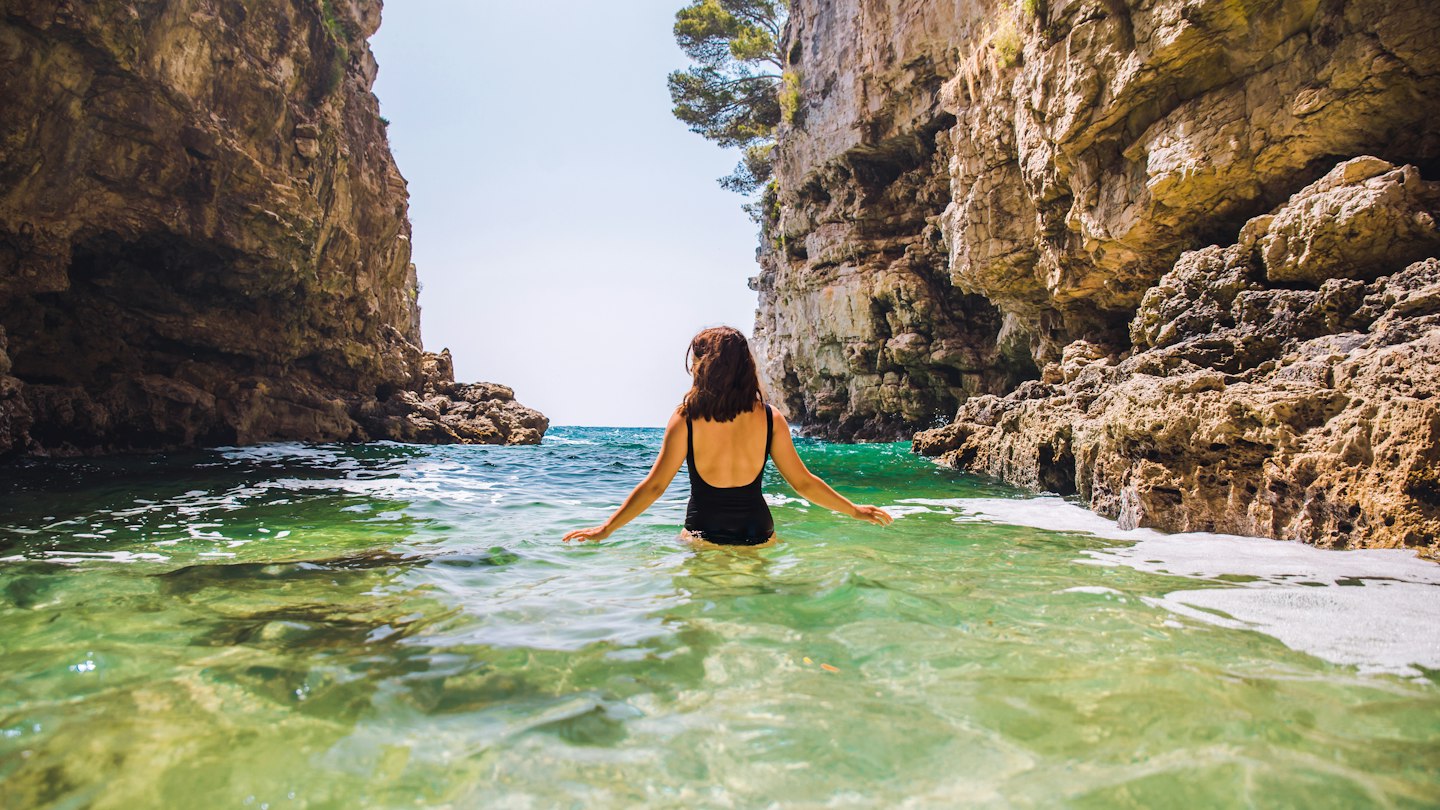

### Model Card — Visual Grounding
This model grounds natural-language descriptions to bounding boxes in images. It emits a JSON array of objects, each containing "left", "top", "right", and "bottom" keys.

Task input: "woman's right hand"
[
  {"left": 562, "top": 525, "right": 612, "bottom": 543},
  {"left": 851, "top": 505, "right": 893, "bottom": 526}
]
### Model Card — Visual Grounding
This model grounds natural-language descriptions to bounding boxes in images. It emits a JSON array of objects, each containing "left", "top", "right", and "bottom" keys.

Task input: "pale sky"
[{"left": 371, "top": 1, "right": 763, "bottom": 428}]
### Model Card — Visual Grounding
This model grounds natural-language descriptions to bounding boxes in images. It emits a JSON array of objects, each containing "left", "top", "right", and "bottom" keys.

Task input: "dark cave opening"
[
  {"left": 8, "top": 232, "right": 246, "bottom": 385},
  {"left": 1037, "top": 442, "right": 1078, "bottom": 496},
  {"left": 1, "top": 231, "right": 268, "bottom": 452}
]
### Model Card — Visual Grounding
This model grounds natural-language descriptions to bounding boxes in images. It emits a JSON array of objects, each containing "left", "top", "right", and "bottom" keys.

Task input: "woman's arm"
[
  {"left": 767, "top": 409, "right": 893, "bottom": 526},
  {"left": 562, "top": 409, "right": 689, "bottom": 542}
]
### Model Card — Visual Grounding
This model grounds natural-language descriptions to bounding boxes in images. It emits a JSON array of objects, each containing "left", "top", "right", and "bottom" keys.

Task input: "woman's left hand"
[{"left": 563, "top": 525, "right": 611, "bottom": 543}]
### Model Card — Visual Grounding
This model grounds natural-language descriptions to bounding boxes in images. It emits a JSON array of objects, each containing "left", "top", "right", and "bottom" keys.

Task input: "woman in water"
[{"left": 562, "top": 326, "right": 893, "bottom": 545}]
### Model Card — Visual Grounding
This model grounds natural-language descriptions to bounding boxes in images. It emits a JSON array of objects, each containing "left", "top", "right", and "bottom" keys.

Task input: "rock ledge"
[{"left": 915, "top": 158, "right": 1440, "bottom": 553}]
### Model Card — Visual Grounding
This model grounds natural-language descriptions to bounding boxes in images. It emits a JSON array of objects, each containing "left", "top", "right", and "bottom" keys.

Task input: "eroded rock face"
[
  {"left": 942, "top": 0, "right": 1440, "bottom": 358},
  {"left": 758, "top": 0, "right": 1440, "bottom": 440},
  {"left": 915, "top": 159, "right": 1440, "bottom": 552},
  {"left": 0, "top": 0, "right": 544, "bottom": 454},
  {"left": 752, "top": 0, "right": 1028, "bottom": 441},
  {"left": 760, "top": 0, "right": 1440, "bottom": 549}
]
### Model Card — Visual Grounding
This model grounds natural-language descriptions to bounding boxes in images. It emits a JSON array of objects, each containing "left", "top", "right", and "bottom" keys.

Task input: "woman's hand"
[
  {"left": 851, "top": 505, "right": 894, "bottom": 526},
  {"left": 563, "top": 525, "right": 611, "bottom": 543}
]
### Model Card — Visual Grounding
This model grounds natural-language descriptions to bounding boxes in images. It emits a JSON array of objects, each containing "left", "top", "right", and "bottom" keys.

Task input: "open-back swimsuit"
[{"left": 684, "top": 404, "right": 774, "bottom": 545}]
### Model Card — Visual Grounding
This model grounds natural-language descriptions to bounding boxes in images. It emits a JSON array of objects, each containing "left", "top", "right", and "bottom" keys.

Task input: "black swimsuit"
[{"left": 684, "top": 404, "right": 775, "bottom": 545}]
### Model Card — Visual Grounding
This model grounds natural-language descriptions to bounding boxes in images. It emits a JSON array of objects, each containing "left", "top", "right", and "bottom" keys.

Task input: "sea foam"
[{"left": 940, "top": 496, "right": 1440, "bottom": 678}]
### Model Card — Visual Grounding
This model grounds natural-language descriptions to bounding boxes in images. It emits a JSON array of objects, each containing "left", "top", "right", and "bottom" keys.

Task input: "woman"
[{"left": 562, "top": 326, "right": 893, "bottom": 545}]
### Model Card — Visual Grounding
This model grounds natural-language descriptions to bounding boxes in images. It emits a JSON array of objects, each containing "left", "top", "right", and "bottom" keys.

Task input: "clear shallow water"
[{"left": 0, "top": 426, "right": 1437, "bottom": 808}]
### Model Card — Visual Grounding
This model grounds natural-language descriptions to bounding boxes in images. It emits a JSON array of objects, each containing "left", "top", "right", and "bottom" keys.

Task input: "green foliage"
[
  {"left": 314, "top": 0, "right": 351, "bottom": 100},
  {"left": 320, "top": 0, "right": 347, "bottom": 44},
  {"left": 667, "top": 68, "right": 781, "bottom": 149},
  {"left": 779, "top": 68, "right": 801, "bottom": 124},
  {"left": 729, "top": 24, "right": 777, "bottom": 62},
  {"left": 721, "top": 142, "right": 775, "bottom": 195},
  {"left": 318, "top": 47, "right": 347, "bottom": 99},
  {"left": 742, "top": 177, "right": 781, "bottom": 231},
  {"left": 1021, "top": 0, "right": 1042, "bottom": 19},
  {"left": 990, "top": 14, "right": 1022, "bottom": 68},
  {"left": 667, "top": 0, "right": 789, "bottom": 194}
]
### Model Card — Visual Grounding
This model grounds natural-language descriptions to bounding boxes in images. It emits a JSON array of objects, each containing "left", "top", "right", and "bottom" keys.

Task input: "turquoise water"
[{"left": 1, "top": 427, "right": 1437, "bottom": 808}]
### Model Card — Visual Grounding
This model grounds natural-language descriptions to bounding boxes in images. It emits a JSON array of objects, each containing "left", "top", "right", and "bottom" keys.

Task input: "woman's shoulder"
[{"left": 764, "top": 402, "right": 787, "bottom": 426}]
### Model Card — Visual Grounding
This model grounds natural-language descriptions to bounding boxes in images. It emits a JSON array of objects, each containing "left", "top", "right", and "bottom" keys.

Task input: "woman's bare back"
[{"left": 687, "top": 401, "right": 771, "bottom": 487}]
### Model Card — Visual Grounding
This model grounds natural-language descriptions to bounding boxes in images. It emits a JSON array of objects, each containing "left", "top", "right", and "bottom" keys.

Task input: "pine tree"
[{"left": 667, "top": 0, "right": 788, "bottom": 196}]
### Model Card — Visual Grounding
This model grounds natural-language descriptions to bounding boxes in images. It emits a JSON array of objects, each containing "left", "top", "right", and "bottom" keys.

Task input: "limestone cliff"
[
  {"left": 753, "top": 0, "right": 1020, "bottom": 440},
  {"left": 0, "top": 0, "right": 545, "bottom": 454},
  {"left": 916, "top": 158, "right": 1440, "bottom": 550},
  {"left": 756, "top": 0, "right": 1440, "bottom": 550}
]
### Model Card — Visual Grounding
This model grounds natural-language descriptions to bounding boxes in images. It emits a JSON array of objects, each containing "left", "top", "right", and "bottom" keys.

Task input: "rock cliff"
[
  {"left": 916, "top": 158, "right": 1440, "bottom": 550},
  {"left": 0, "top": 0, "right": 544, "bottom": 455},
  {"left": 753, "top": 0, "right": 1019, "bottom": 440},
  {"left": 756, "top": 0, "right": 1439, "bottom": 550}
]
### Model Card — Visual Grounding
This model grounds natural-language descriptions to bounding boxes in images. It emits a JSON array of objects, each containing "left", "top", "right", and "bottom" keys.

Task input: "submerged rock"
[
  {"left": 915, "top": 160, "right": 1440, "bottom": 553},
  {"left": 0, "top": 0, "right": 544, "bottom": 455}
]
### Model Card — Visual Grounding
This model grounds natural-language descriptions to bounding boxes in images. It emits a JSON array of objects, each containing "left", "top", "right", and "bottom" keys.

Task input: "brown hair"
[{"left": 680, "top": 326, "right": 763, "bottom": 422}]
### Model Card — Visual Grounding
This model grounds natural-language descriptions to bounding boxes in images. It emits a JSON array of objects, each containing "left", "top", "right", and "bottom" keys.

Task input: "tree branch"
[{"left": 717, "top": 73, "right": 782, "bottom": 86}]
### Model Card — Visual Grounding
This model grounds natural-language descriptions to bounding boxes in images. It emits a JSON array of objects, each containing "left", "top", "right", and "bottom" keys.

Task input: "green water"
[{"left": 0, "top": 428, "right": 1436, "bottom": 808}]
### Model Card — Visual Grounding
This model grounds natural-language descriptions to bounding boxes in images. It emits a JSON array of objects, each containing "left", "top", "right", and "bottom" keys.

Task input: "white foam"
[
  {"left": 542, "top": 436, "right": 595, "bottom": 446},
  {"left": 944, "top": 495, "right": 1440, "bottom": 678},
  {"left": 883, "top": 505, "right": 942, "bottom": 519},
  {"left": 1150, "top": 585, "right": 1440, "bottom": 677},
  {"left": 0, "top": 550, "right": 170, "bottom": 564},
  {"left": 947, "top": 496, "right": 1140, "bottom": 537},
  {"left": 267, "top": 475, "right": 496, "bottom": 503},
  {"left": 215, "top": 443, "right": 352, "bottom": 465},
  {"left": 894, "top": 497, "right": 966, "bottom": 510}
]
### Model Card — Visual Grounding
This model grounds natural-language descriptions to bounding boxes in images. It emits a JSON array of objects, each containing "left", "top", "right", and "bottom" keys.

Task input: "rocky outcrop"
[
  {"left": 940, "top": 0, "right": 1440, "bottom": 354},
  {"left": 756, "top": 0, "right": 1440, "bottom": 441},
  {"left": 0, "top": 0, "right": 544, "bottom": 455},
  {"left": 759, "top": 0, "right": 1440, "bottom": 549},
  {"left": 915, "top": 158, "right": 1440, "bottom": 552},
  {"left": 753, "top": 0, "right": 1025, "bottom": 440},
  {"left": 370, "top": 349, "right": 549, "bottom": 446}
]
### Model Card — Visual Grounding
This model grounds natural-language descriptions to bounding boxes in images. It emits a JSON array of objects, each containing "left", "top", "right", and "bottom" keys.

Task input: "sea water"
[{"left": 0, "top": 427, "right": 1437, "bottom": 807}]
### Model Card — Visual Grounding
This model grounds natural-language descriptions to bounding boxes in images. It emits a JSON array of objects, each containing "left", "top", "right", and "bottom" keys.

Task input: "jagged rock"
[
  {"left": 1059, "top": 340, "right": 1117, "bottom": 383},
  {"left": 1253, "top": 160, "right": 1440, "bottom": 284},
  {"left": 941, "top": 0, "right": 1440, "bottom": 345},
  {"left": 0, "top": 1, "right": 544, "bottom": 454},
  {"left": 379, "top": 350, "right": 548, "bottom": 446},
  {"left": 752, "top": 1, "right": 1031, "bottom": 440},
  {"left": 758, "top": 0, "right": 1440, "bottom": 441},
  {"left": 916, "top": 162, "right": 1440, "bottom": 553},
  {"left": 760, "top": 0, "right": 1440, "bottom": 550}
]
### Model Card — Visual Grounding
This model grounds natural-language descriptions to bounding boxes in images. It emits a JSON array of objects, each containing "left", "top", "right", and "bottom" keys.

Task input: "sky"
[{"left": 370, "top": 1, "right": 763, "bottom": 428}]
